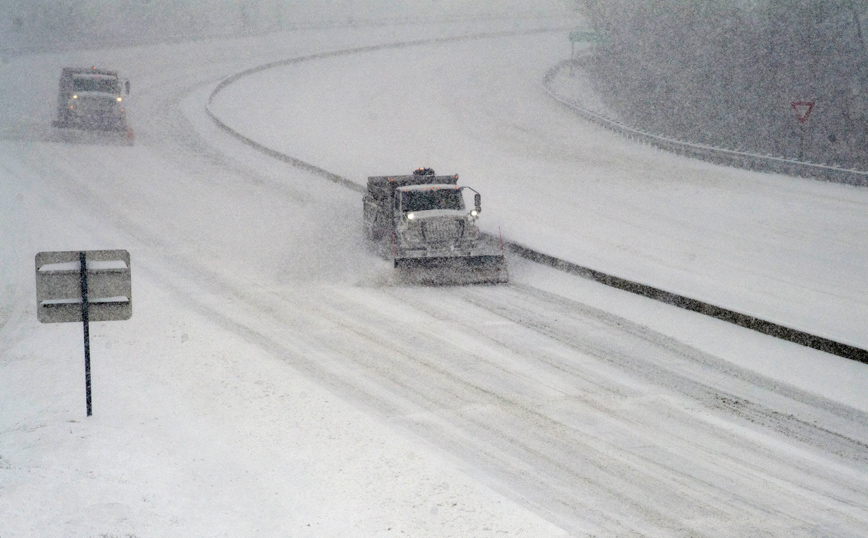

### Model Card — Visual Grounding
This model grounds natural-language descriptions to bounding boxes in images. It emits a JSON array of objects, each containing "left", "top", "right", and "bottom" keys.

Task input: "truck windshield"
[
  {"left": 73, "top": 76, "right": 119, "bottom": 94},
  {"left": 401, "top": 189, "right": 464, "bottom": 212}
]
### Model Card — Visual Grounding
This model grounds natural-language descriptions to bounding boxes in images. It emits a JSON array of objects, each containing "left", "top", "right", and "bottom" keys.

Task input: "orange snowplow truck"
[{"left": 53, "top": 67, "right": 132, "bottom": 142}]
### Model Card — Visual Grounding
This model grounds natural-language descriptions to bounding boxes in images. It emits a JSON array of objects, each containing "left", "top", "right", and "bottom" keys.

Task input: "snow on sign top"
[
  {"left": 791, "top": 101, "right": 815, "bottom": 123},
  {"left": 35, "top": 249, "right": 132, "bottom": 323}
]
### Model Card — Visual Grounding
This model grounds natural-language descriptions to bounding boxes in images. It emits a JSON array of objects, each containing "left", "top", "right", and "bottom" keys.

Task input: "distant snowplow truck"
[
  {"left": 53, "top": 67, "right": 132, "bottom": 142},
  {"left": 364, "top": 168, "right": 508, "bottom": 284}
]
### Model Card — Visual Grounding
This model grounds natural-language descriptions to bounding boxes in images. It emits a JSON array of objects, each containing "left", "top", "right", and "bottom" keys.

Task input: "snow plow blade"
[{"left": 395, "top": 255, "right": 508, "bottom": 285}]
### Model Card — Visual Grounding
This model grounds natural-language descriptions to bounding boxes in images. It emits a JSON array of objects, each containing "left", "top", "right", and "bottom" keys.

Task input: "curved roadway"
[{"left": 4, "top": 22, "right": 868, "bottom": 537}]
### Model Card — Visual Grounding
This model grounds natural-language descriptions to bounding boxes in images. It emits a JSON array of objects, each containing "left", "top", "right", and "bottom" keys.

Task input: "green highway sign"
[
  {"left": 570, "top": 30, "right": 598, "bottom": 43},
  {"left": 569, "top": 30, "right": 609, "bottom": 46}
]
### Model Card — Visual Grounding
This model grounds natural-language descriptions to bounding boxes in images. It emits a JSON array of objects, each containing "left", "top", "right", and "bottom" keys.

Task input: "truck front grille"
[
  {"left": 422, "top": 220, "right": 463, "bottom": 242},
  {"left": 78, "top": 96, "right": 117, "bottom": 114}
]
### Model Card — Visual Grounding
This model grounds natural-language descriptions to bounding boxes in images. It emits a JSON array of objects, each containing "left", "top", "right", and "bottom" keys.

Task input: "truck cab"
[
  {"left": 54, "top": 67, "right": 130, "bottom": 132},
  {"left": 393, "top": 183, "right": 481, "bottom": 253}
]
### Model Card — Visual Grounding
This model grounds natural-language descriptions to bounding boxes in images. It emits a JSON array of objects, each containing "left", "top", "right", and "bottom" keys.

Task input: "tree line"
[{"left": 579, "top": 0, "right": 868, "bottom": 169}]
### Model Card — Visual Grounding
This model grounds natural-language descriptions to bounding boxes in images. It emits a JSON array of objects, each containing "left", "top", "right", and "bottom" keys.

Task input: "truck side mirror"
[
  {"left": 474, "top": 193, "right": 481, "bottom": 213},
  {"left": 125, "top": 80, "right": 130, "bottom": 95}
]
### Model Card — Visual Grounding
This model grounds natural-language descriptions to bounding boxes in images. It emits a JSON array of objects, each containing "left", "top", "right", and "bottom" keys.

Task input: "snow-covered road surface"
[
  {"left": 211, "top": 31, "right": 868, "bottom": 349},
  {"left": 2, "top": 19, "right": 868, "bottom": 537}
]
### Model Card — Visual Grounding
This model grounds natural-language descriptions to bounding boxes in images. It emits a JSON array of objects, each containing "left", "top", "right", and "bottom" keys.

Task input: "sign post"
[
  {"left": 36, "top": 249, "right": 132, "bottom": 416},
  {"left": 791, "top": 101, "right": 815, "bottom": 161},
  {"left": 79, "top": 251, "right": 92, "bottom": 416}
]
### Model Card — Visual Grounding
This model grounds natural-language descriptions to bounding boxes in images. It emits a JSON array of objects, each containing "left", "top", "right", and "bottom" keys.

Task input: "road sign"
[
  {"left": 36, "top": 250, "right": 131, "bottom": 323},
  {"left": 35, "top": 249, "right": 131, "bottom": 417},
  {"left": 569, "top": 30, "right": 599, "bottom": 43},
  {"left": 791, "top": 101, "right": 814, "bottom": 123}
]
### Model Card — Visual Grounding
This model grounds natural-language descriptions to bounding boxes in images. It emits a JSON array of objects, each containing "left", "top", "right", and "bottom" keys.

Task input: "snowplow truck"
[
  {"left": 53, "top": 67, "right": 132, "bottom": 140},
  {"left": 363, "top": 168, "right": 508, "bottom": 284}
]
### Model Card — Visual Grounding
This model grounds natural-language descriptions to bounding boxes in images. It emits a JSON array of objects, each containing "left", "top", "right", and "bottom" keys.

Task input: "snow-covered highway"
[{"left": 2, "top": 19, "right": 868, "bottom": 537}]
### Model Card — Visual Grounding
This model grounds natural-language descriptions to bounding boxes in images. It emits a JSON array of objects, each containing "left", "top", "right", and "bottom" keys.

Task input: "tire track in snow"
[
  {"left": 459, "top": 284, "right": 868, "bottom": 460},
  {"left": 285, "top": 284, "right": 868, "bottom": 536}
]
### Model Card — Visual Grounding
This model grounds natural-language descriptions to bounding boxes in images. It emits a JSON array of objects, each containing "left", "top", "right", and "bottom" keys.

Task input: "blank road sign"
[{"left": 36, "top": 250, "right": 132, "bottom": 323}]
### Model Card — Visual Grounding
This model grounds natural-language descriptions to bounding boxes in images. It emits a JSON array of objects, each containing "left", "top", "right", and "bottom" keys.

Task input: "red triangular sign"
[{"left": 791, "top": 101, "right": 814, "bottom": 123}]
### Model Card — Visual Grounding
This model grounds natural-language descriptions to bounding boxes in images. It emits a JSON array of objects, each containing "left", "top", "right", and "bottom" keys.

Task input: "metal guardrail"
[
  {"left": 203, "top": 37, "right": 868, "bottom": 365},
  {"left": 506, "top": 244, "right": 868, "bottom": 364},
  {"left": 544, "top": 58, "right": 868, "bottom": 187}
]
